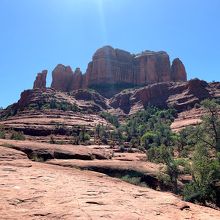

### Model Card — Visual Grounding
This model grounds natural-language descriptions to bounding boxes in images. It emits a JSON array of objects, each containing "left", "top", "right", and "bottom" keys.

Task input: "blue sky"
[{"left": 0, "top": 0, "right": 220, "bottom": 108}]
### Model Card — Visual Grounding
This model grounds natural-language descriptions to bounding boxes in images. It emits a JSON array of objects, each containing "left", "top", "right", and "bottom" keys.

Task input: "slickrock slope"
[
  {"left": 0, "top": 139, "right": 113, "bottom": 160},
  {"left": 0, "top": 109, "right": 110, "bottom": 142},
  {"left": 0, "top": 88, "right": 113, "bottom": 143},
  {"left": 1, "top": 145, "right": 220, "bottom": 220},
  {"left": 171, "top": 108, "right": 204, "bottom": 132}
]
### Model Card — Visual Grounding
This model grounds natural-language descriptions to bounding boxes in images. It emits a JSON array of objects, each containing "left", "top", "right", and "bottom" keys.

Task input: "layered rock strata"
[
  {"left": 47, "top": 46, "right": 187, "bottom": 96},
  {"left": 33, "top": 70, "right": 47, "bottom": 89}
]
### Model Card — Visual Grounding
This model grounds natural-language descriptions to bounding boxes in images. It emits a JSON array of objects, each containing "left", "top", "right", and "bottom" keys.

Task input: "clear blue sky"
[{"left": 0, "top": 0, "right": 220, "bottom": 108}]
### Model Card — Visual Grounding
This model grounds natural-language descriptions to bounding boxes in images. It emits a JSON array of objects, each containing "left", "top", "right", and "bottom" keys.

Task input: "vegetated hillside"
[
  {"left": 1, "top": 95, "right": 220, "bottom": 211},
  {"left": 96, "top": 99, "right": 220, "bottom": 208},
  {"left": 1, "top": 66, "right": 220, "bottom": 212},
  {"left": 0, "top": 79, "right": 219, "bottom": 145}
]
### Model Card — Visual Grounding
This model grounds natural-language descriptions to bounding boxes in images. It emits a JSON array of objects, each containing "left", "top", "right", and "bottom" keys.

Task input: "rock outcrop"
[
  {"left": 70, "top": 68, "right": 84, "bottom": 90},
  {"left": 51, "top": 64, "right": 74, "bottom": 92},
  {"left": 109, "top": 79, "right": 219, "bottom": 114},
  {"left": 1, "top": 142, "right": 220, "bottom": 219},
  {"left": 2, "top": 80, "right": 220, "bottom": 119},
  {"left": 171, "top": 58, "right": 187, "bottom": 82},
  {"left": 33, "top": 70, "right": 47, "bottom": 89},
  {"left": 85, "top": 46, "right": 187, "bottom": 92},
  {"left": 49, "top": 46, "right": 187, "bottom": 96}
]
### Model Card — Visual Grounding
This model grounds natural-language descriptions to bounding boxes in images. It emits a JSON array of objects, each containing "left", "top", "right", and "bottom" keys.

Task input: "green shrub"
[
  {"left": 100, "top": 112, "right": 120, "bottom": 128},
  {"left": 10, "top": 131, "right": 25, "bottom": 140},
  {"left": 183, "top": 144, "right": 220, "bottom": 204},
  {"left": 121, "top": 175, "right": 142, "bottom": 185},
  {"left": 49, "top": 100, "right": 79, "bottom": 112},
  {"left": 175, "top": 158, "right": 191, "bottom": 174},
  {"left": 79, "top": 128, "right": 91, "bottom": 143},
  {"left": 84, "top": 133, "right": 91, "bottom": 141},
  {"left": 0, "top": 130, "right": 6, "bottom": 139},
  {"left": 141, "top": 131, "right": 158, "bottom": 149},
  {"left": 148, "top": 145, "right": 179, "bottom": 193},
  {"left": 50, "top": 136, "right": 56, "bottom": 144}
]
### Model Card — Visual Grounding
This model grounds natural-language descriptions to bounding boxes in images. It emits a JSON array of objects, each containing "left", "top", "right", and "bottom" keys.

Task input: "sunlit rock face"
[
  {"left": 171, "top": 58, "right": 187, "bottom": 82},
  {"left": 33, "top": 70, "right": 47, "bottom": 90},
  {"left": 134, "top": 50, "right": 172, "bottom": 84},
  {"left": 51, "top": 64, "right": 74, "bottom": 92},
  {"left": 48, "top": 46, "right": 187, "bottom": 95},
  {"left": 85, "top": 46, "right": 174, "bottom": 86},
  {"left": 70, "top": 68, "right": 84, "bottom": 90},
  {"left": 85, "top": 46, "right": 135, "bottom": 85}
]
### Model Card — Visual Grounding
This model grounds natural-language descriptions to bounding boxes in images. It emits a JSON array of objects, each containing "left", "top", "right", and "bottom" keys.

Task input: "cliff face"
[
  {"left": 85, "top": 47, "right": 174, "bottom": 88},
  {"left": 51, "top": 65, "right": 84, "bottom": 92},
  {"left": 33, "top": 70, "right": 47, "bottom": 90},
  {"left": 171, "top": 58, "right": 187, "bottom": 82},
  {"left": 2, "top": 80, "right": 220, "bottom": 119},
  {"left": 51, "top": 64, "right": 74, "bottom": 92},
  {"left": 49, "top": 46, "right": 187, "bottom": 96},
  {"left": 109, "top": 79, "right": 214, "bottom": 114}
]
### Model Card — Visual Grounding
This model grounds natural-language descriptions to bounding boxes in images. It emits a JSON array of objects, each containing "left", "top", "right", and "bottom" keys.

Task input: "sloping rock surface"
[
  {"left": 1, "top": 144, "right": 220, "bottom": 219},
  {"left": 0, "top": 140, "right": 113, "bottom": 160}
]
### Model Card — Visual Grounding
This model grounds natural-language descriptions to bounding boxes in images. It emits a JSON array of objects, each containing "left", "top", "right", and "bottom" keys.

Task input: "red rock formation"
[
  {"left": 85, "top": 46, "right": 134, "bottom": 86},
  {"left": 51, "top": 64, "right": 74, "bottom": 92},
  {"left": 85, "top": 46, "right": 173, "bottom": 88},
  {"left": 33, "top": 70, "right": 47, "bottom": 89},
  {"left": 135, "top": 51, "right": 171, "bottom": 84},
  {"left": 49, "top": 46, "right": 187, "bottom": 95},
  {"left": 109, "top": 79, "right": 216, "bottom": 114},
  {"left": 2, "top": 80, "right": 220, "bottom": 120},
  {"left": 71, "top": 68, "right": 83, "bottom": 90},
  {"left": 171, "top": 58, "right": 187, "bottom": 82}
]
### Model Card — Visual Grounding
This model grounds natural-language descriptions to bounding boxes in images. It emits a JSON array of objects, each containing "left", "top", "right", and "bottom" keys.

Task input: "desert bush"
[
  {"left": 0, "top": 129, "right": 6, "bottom": 139},
  {"left": 148, "top": 145, "right": 179, "bottom": 193},
  {"left": 50, "top": 135, "right": 56, "bottom": 144},
  {"left": 120, "top": 175, "right": 142, "bottom": 185},
  {"left": 10, "top": 131, "right": 25, "bottom": 140},
  {"left": 183, "top": 144, "right": 220, "bottom": 205},
  {"left": 175, "top": 158, "right": 191, "bottom": 174},
  {"left": 49, "top": 100, "right": 79, "bottom": 112},
  {"left": 100, "top": 112, "right": 119, "bottom": 128},
  {"left": 79, "top": 127, "right": 91, "bottom": 143}
]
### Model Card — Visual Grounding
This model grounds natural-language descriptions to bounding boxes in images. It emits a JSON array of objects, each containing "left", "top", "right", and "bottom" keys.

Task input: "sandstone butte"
[{"left": 33, "top": 46, "right": 187, "bottom": 96}]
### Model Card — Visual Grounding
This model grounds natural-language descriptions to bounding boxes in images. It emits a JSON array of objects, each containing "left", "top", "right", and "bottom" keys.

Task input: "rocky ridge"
[{"left": 1, "top": 79, "right": 220, "bottom": 140}]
